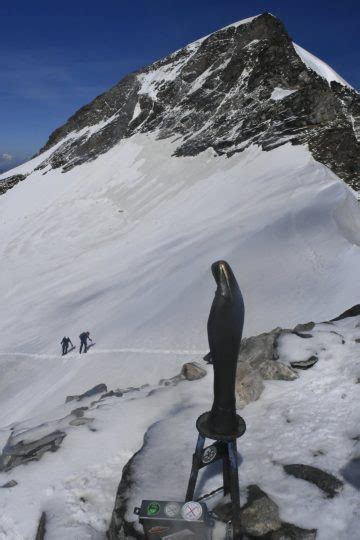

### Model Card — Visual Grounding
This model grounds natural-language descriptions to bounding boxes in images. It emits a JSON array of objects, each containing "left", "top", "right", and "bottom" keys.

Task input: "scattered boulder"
[
  {"left": 181, "top": 361, "right": 207, "bottom": 381},
  {"left": 101, "top": 390, "right": 124, "bottom": 400},
  {"left": 235, "top": 327, "right": 297, "bottom": 406},
  {"left": 213, "top": 487, "right": 317, "bottom": 539},
  {"left": 241, "top": 485, "right": 282, "bottom": 537},
  {"left": 0, "top": 430, "right": 66, "bottom": 472},
  {"left": 239, "top": 329, "right": 282, "bottom": 369},
  {"left": 35, "top": 512, "right": 46, "bottom": 540},
  {"left": 65, "top": 383, "right": 107, "bottom": 403},
  {"left": 69, "top": 417, "right": 94, "bottom": 427},
  {"left": 70, "top": 406, "right": 89, "bottom": 417},
  {"left": 258, "top": 360, "right": 298, "bottom": 380},
  {"left": 0, "top": 174, "right": 28, "bottom": 195},
  {"left": 283, "top": 464, "right": 343, "bottom": 498},
  {"left": 271, "top": 522, "right": 317, "bottom": 539},
  {"left": 293, "top": 322, "right": 315, "bottom": 333},
  {"left": 331, "top": 305, "right": 360, "bottom": 321},
  {"left": 236, "top": 364, "right": 264, "bottom": 407},
  {"left": 290, "top": 356, "right": 318, "bottom": 370},
  {"left": 0, "top": 479, "right": 17, "bottom": 488},
  {"left": 108, "top": 437, "right": 147, "bottom": 539},
  {"left": 293, "top": 332, "right": 313, "bottom": 339}
]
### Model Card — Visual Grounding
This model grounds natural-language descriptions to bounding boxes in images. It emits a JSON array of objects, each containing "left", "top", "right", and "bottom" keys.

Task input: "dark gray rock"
[
  {"left": 0, "top": 174, "right": 28, "bottom": 195},
  {"left": 236, "top": 364, "right": 265, "bottom": 407},
  {"left": 35, "top": 512, "right": 46, "bottom": 540},
  {"left": 290, "top": 356, "right": 318, "bottom": 370},
  {"left": 31, "top": 13, "right": 359, "bottom": 191},
  {"left": 181, "top": 361, "right": 207, "bottom": 380},
  {"left": 258, "top": 360, "right": 298, "bottom": 380},
  {"left": 236, "top": 327, "right": 297, "bottom": 406},
  {"left": 0, "top": 479, "right": 17, "bottom": 488},
  {"left": 69, "top": 417, "right": 94, "bottom": 426},
  {"left": 0, "top": 430, "right": 66, "bottom": 472},
  {"left": 70, "top": 406, "right": 89, "bottom": 417},
  {"left": 270, "top": 522, "right": 317, "bottom": 540},
  {"left": 214, "top": 490, "right": 316, "bottom": 539},
  {"left": 101, "top": 390, "right": 124, "bottom": 399},
  {"left": 292, "top": 332, "right": 313, "bottom": 339},
  {"left": 293, "top": 322, "right": 315, "bottom": 333},
  {"left": 241, "top": 485, "right": 281, "bottom": 537},
  {"left": 65, "top": 383, "right": 107, "bottom": 403},
  {"left": 331, "top": 305, "right": 360, "bottom": 321},
  {"left": 107, "top": 435, "right": 147, "bottom": 539},
  {"left": 283, "top": 464, "right": 343, "bottom": 498},
  {"left": 239, "top": 328, "right": 282, "bottom": 369}
]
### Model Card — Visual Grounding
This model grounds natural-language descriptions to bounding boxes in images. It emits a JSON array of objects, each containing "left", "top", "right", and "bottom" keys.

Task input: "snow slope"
[
  {"left": 0, "top": 131, "right": 360, "bottom": 538},
  {"left": 1, "top": 134, "right": 359, "bottom": 355},
  {"left": 1, "top": 309, "right": 359, "bottom": 539},
  {"left": 293, "top": 43, "right": 352, "bottom": 88}
]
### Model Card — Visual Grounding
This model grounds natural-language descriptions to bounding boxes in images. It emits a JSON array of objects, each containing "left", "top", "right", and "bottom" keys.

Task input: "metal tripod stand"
[{"left": 186, "top": 411, "right": 246, "bottom": 539}]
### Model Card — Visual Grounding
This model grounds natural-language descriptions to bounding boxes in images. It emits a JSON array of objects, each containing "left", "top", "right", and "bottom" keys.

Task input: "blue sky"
[{"left": 1, "top": 0, "right": 359, "bottom": 172}]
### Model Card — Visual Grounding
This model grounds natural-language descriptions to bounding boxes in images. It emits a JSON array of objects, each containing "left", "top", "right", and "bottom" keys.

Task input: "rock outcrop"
[
  {"left": 235, "top": 327, "right": 298, "bottom": 407},
  {"left": 0, "top": 430, "right": 66, "bottom": 472},
  {"left": 27, "top": 13, "right": 360, "bottom": 191},
  {"left": 0, "top": 174, "right": 28, "bottom": 195},
  {"left": 65, "top": 383, "right": 108, "bottom": 403},
  {"left": 181, "top": 361, "right": 207, "bottom": 381},
  {"left": 283, "top": 463, "right": 344, "bottom": 498}
]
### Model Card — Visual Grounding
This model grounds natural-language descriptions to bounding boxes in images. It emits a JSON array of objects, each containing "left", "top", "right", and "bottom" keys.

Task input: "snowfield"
[
  {"left": 1, "top": 135, "right": 359, "bottom": 352},
  {"left": 0, "top": 129, "right": 360, "bottom": 539}
]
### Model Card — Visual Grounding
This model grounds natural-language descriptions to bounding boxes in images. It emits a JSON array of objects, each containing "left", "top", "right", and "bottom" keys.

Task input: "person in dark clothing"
[
  {"left": 79, "top": 331, "right": 92, "bottom": 354},
  {"left": 61, "top": 336, "right": 73, "bottom": 356}
]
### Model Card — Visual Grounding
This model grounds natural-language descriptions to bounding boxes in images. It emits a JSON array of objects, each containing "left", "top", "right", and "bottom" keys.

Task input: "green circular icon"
[{"left": 147, "top": 502, "right": 160, "bottom": 516}]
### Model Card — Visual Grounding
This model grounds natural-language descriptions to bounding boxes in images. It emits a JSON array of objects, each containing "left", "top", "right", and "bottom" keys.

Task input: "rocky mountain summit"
[{"left": 23, "top": 12, "right": 357, "bottom": 191}]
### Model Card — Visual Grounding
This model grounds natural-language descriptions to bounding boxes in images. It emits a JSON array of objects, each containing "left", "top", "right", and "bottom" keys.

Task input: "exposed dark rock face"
[
  {"left": 181, "top": 361, "right": 207, "bottom": 380},
  {"left": 107, "top": 435, "right": 147, "bottom": 539},
  {"left": 290, "top": 355, "right": 318, "bottom": 370},
  {"left": 236, "top": 327, "right": 298, "bottom": 406},
  {"left": 331, "top": 304, "right": 360, "bottom": 321},
  {"left": 270, "top": 523, "right": 317, "bottom": 540},
  {"left": 0, "top": 430, "right": 66, "bottom": 472},
  {"left": 35, "top": 512, "right": 47, "bottom": 540},
  {"left": 32, "top": 13, "right": 359, "bottom": 189},
  {"left": 208, "top": 492, "right": 317, "bottom": 539},
  {"left": 0, "top": 174, "right": 28, "bottom": 195},
  {"left": 65, "top": 383, "right": 108, "bottom": 403},
  {"left": 283, "top": 464, "right": 344, "bottom": 498},
  {"left": 240, "top": 485, "right": 281, "bottom": 536},
  {"left": 0, "top": 479, "right": 17, "bottom": 488}
]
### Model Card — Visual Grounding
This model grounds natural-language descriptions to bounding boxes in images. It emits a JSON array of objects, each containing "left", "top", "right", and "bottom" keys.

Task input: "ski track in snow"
[{"left": 0, "top": 348, "right": 207, "bottom": 359}]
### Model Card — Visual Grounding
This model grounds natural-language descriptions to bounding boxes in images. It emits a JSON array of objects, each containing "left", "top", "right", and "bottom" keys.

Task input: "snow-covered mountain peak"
[{"left": 1, "top": 12, "right": 359, "bottom": 192}]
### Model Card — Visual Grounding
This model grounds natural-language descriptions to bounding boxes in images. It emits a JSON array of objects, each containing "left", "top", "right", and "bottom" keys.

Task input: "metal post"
[
  {"left": 222, "top": 448, "right": 231, "bottom": 496},
  {"left": 185, "top": 434, "right": 205, "bottom": 501},
  {"left": 227, "top": 440, "right": 242, "bottom": 540}
]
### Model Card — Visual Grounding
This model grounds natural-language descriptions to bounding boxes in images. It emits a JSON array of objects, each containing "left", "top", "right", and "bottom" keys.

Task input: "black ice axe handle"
[{"left": 207, "top": 260, "right": 245, "bottom": 437}]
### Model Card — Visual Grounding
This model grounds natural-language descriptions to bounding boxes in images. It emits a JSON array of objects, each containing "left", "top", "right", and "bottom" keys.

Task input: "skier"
[
  {"left": 79, "top": 331, "right": 92, "bottom": 354},
  {"left": 61, "top": 336, "right": 73, "bottom": 356}
]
